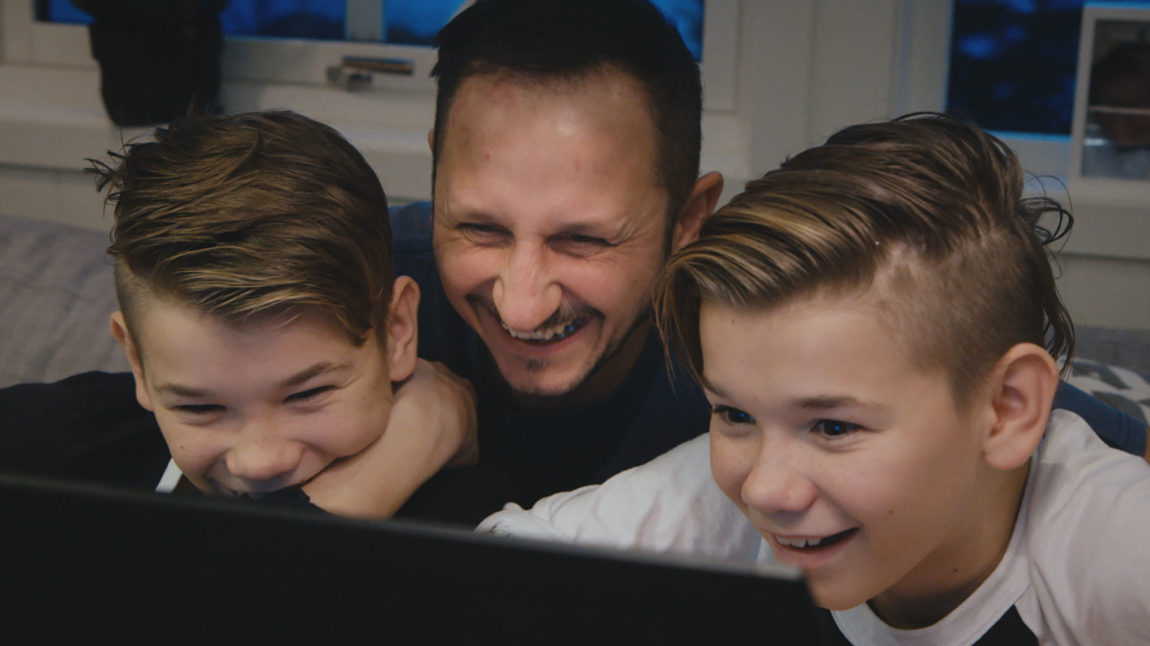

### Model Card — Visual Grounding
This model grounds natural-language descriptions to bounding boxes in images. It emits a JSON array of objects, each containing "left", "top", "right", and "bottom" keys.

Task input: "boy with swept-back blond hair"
[
  {"left": 10, "top": 110, "right": 489, "bottom": 520},
  {"left": 481, "top": 114, "right": 1150, "bottom": 643}
]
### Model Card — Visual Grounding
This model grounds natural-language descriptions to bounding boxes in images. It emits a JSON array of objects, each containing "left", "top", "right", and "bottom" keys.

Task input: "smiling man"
[{"left": 388, "top": 0, "right": 722, "bottom": 504}]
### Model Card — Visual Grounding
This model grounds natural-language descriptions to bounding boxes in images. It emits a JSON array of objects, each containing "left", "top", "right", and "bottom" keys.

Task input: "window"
[
  {"left": 946, "top": 0, "right": 1145, "bottom": 136},
  {"left": 18, "top": 0, "right": 731, "bottom": 109},
  {"left": 36, "top": 1, "right": 703, "bottom": 53}
]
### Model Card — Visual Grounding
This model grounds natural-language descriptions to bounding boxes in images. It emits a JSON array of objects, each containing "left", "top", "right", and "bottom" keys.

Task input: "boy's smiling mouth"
[
  {"left": 768, "top": 527, "right": 860, "bottom": 569},
  {"left": 774, "top": 528, "right": 858, "bottom": 550}
]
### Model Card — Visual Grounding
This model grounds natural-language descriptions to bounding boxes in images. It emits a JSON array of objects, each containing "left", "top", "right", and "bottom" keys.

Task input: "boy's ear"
[
  {"left": 670, "top": 171, "right": 724, "bottom": 252},
  {"left": 426, "top": 128, "right": 435, "bottom": 154},
  {"left": 980, "top": 343, "right": 1060, "bottom": 471},
  {"left": 109, "top": 311, "right": 154, "bottom": 412},
  {"left": 385, "top": 276, "right": 420, "bottom": 382}
]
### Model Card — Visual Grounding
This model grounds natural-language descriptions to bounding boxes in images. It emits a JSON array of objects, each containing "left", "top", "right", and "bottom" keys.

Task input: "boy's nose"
[
  {"left": 225, "top": 433, "right": 305, "bottom": 488},
  {"left": 492, "top": 245, "right": 563, "bottom": 333},
  {"left": 739, "top": 441, "right": 817, "bottom": 515}
]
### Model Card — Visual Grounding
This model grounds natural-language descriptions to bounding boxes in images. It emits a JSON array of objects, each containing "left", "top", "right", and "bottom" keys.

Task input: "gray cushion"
[{"left": 0, "top": 213, "right": 128, "bottom": 387}]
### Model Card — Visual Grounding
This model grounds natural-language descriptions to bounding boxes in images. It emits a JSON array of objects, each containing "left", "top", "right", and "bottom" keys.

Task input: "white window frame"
[{"left": 895, "top": 0, "right": 1073, "bottom": 179}]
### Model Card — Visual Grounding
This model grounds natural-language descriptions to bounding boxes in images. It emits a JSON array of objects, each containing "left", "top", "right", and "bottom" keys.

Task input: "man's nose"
[
  {"left": 225, "top": 419, "right": 304, "bottom": 486},
  {"left": 492, "top": 243, "right": 563, "bottom": 332},
  {"left": 740, "top": 437, "right": 817, "bottom": 516}
]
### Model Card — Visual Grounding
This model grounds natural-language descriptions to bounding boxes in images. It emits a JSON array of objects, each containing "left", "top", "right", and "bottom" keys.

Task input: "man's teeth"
[
  {"left": 776, "top": 535, "right": 826, "bottom": 549},
  {"left": 503, "top": 319, "right": 583, "bottom": 342}
]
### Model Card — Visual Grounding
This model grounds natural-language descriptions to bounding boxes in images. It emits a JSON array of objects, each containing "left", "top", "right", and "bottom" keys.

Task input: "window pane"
[
  {"left": 220, "top": 1, "right": 345, "bottom": 40},
  {"left": 37, "top": 0, "right": 704, "bottom": 59},
  {"left": 947, "top": 0, "right": 1145, "bottom": 135},
  {"left": 384, "top": 1, "right": 465, "bottom": 45},
  {"left": 35, "top": 0, "right": 90, "bottom": 23}
]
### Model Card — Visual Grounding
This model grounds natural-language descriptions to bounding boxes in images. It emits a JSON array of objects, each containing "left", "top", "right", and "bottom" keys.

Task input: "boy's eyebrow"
[
  {"left": 795, "top": 395, "right": 891, "bottom": 414},
  {"left": 154, "top": 362, "right": 349, "bottom": 399},
  {"left": 280, "top": 362, "right": 347, "bottom": 388},
  {"left": 700, "top": 384, "right": 880, "bottom": 411},
  {"left": 699, "top": 379, "right": 726, "bottom": 400},
  {"left": 154, "top": 383, "right": 216, "bottom": 398},
  {"left": 797, "top": 395, "right": 865, "bottom": 409}
]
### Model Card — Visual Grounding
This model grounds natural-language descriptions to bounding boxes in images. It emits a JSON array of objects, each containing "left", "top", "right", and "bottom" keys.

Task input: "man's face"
[
  {"left": 117, "top": 300, "right": 396, "bottom": 497},
  {"left": 432, "top": 71, "right": 671, "bottom": 401},
  {"left": 700, "top": 295, "right": 1008, "bottom": 621}
]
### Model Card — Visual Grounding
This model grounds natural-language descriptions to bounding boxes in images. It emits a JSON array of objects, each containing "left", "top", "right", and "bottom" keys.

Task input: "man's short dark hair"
[{"left": 431, "top": 0, "right": 702, "bottom": 219}]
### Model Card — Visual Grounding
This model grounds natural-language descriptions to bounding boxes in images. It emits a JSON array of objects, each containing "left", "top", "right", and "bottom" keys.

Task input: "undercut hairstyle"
[
  {"left": 656, "top": 113, "right": 1075, "bottom": 408},
  {"left": 431, "top": 0, "right": 702, "bottom": 220},
  {"left": 95, "top": 110, "right": 394, "bottom": 350}
]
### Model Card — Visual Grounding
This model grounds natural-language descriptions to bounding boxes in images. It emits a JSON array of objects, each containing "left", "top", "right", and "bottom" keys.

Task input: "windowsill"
[{"left": 1001, "top": 132, "right": 1149, "bottom": 262}]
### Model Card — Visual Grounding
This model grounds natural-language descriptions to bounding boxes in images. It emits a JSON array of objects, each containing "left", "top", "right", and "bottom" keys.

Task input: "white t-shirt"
[{"left": 479, "top": 410, "right": 1150, "bottom": 644}]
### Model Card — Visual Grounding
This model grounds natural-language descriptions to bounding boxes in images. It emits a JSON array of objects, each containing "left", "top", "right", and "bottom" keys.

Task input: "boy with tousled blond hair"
[
  {"left": 7, "top": 110, "right": 501, "bottom": 522},
  {"left": 481, "top": 113, "right": 1150, "bottom": 643}
]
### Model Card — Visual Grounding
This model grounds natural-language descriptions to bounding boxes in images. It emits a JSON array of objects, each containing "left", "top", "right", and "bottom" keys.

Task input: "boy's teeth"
[{"left": 776, "top": 536, "right": 824, "bottom": 549}]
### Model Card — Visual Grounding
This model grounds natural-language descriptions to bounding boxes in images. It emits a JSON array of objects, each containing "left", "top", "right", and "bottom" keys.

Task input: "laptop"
[{"left": 0, "top": 473, "right": 831, "bottom": 643}]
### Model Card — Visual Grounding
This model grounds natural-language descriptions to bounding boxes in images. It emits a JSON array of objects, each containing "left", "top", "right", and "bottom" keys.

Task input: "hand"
[
  {"left": 391, "top": 358, "right": 479, "bottom": 470},
  {"left": 302, "top": 360, "right": 478, "bottom": 519}
]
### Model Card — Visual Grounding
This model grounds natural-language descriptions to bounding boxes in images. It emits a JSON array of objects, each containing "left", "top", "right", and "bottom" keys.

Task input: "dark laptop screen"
[{"left": 1, "top": 473, "right": 829, "bottom": 643}]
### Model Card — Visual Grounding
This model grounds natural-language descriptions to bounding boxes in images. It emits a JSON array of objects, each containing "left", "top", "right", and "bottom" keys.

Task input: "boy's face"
[
  {"left": 113, "top": 297, "right": 407, "bottom": 498},
  {"left": 699, "top": 294, "right": 1005, "bottom": 614}
]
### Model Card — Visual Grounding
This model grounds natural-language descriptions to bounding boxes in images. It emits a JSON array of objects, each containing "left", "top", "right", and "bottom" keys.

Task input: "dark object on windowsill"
[{"left": 73, "top": 0, "right": 227, "bottom": 127}]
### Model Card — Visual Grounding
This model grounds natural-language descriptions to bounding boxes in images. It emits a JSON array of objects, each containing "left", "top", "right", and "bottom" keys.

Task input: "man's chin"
[{"left": 496, "top": 367, "right": 591, "bottom": 408}]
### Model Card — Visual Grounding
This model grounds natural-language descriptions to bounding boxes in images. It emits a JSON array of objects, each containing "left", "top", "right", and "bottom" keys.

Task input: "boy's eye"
[
  {"left": 811, "top": 419, "right": 860, "bottom": 438},
  {"left": 285, "top": 385, "right": 335, "bottom": 403},
  {"left": 712, "top": 404, "right": 755, "bottom": 425},
  {"left": 174, "top": 404, "right": 224, "bottom": 415}
]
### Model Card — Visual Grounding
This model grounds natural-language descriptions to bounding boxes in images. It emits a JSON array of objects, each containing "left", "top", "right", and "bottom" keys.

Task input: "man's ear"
[
  {"left": 385, "top": 276, "right": 420, "bottom": 382},
  {"left": 670, "top": 171, "right": 724, "bottom": 252},
  {"left": 980, "top": 343, "right": 1060, "bottom": 470},
  {"left": 427, "top": 128, "right": 435, "bottom": 154},
  {"left": 109, "top": 311, "right": 154, "bottom": 412}
]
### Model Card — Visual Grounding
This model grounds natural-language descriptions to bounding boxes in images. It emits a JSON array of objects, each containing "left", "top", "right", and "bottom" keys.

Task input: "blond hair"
[
  {"left": 95, "top": 110, "right": 393, "bottom": 350},
  {"left": 656, "top": 113, "right": 1074, "bottom": 407}
]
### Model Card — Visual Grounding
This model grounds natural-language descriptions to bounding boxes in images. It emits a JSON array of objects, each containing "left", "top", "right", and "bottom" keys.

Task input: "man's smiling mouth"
[{"left": 501, "top": 317, "right": 588, "bottom": 344}]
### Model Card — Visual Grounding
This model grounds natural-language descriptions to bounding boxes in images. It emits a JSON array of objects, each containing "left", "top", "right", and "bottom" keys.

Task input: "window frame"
[{"left": 899, "top": 0, "right": 1076, "bottom": 179}]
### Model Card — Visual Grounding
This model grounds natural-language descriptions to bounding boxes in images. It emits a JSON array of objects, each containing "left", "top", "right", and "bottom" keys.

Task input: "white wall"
[{"left": 1, "top": 0, "right": 1146, "bottom": 328}]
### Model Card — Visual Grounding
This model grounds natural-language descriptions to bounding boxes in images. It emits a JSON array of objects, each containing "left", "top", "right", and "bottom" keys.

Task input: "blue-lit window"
[
  {"left": 35, "top": 1, "right": 704, "bottom": 60},
  {"left": 948, "top": 0, "right": 1144, "bottom": 135}
]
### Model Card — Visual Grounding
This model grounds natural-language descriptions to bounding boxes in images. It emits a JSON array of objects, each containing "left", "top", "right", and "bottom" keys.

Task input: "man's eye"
[
  {"left": 555, "top": 233, "right": 610, "bottom": 255},
  {"left": 568, "top": 234, "right": 608, "bottom": 246},
  {"left": 712, "top": 405, "right": 754, "bottom": 425},
  {"left": 811, "top": 419, "right": 860, "bottom": 438},
  {"left": 457, "top": 223, "right": 508, "bottom": 242},
  {"left": 285, "top": 386, "right": 334, "bottom": 403}
]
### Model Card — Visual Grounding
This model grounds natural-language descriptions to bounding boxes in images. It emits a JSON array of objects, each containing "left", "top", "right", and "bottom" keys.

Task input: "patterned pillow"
[{"left": 1066, "top": 358, "right": 1150, "bottom": 429}]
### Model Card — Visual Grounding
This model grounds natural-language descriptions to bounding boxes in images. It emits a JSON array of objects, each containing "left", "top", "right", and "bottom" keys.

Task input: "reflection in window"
[{"left": 1081, "top": 20, "right": 1150, "bottom": 179}]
